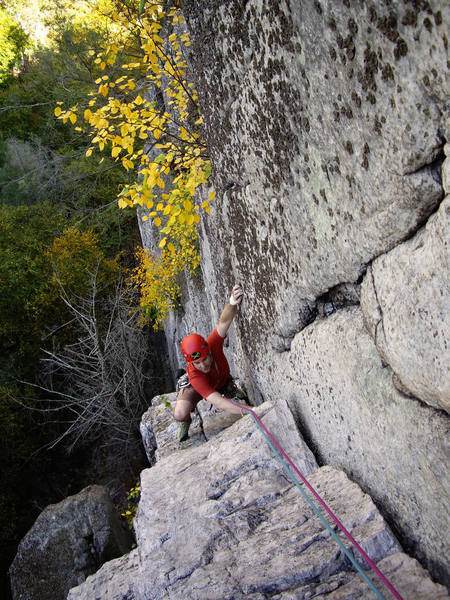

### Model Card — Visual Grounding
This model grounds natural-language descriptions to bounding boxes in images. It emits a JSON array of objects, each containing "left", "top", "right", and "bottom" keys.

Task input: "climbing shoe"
[{"left": 177, "top": 422, "right": 190, "bottom": 442}]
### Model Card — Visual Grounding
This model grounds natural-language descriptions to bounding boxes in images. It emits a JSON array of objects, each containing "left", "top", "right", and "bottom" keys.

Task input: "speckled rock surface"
[
  {"left": 140, "top": 392, "right": 205, "bottom": 462},
  {"left": 273, "top": 553, "right": 450, "bottom": 600},
  {"left": 9, "top": 485, "right": 132, "bottom": 600},
  {"left": 277, "top": 306, "right": 450, "bottom": 585},
  {"left": 136, "top": 0, "right": 449, "bottom": 586},
  {"left": 67, "top": 550, "right": 140, "bottom": 600},
  {"left": 443, "top": 144, "right": 450, "bottom": 193},
  {"left": 67, "top": 405, "right": 447, "bottom": 600},
  {"left": 141, "top": 395, "right": 313, "bottom": 469},
  {"left": 196, "top": 398, "right": 243, "bottom": 439},
  {"left": 181, "top": 0, "right": 446, "bottom": 370},
  {"left": 361, "top": 197, "right": 449, "bottom": 413}
]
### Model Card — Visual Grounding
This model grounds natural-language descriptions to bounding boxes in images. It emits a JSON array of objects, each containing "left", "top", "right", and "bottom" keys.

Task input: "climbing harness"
[{"left": 227, "top": 398, "right": 404, "bottom": 600}]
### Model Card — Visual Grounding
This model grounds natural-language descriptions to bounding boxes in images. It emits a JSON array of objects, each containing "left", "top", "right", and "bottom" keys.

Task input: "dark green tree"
[
  {"left": 0, "top": 3, "right": 145, "bottom": 594},
  {"left": 0, "top": 9, "right": 28, "bottom": 87}
]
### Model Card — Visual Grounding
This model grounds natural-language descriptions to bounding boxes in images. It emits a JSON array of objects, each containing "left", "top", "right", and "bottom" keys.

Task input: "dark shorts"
[{"left": 176, "top": 373, "right": 237, "bottom": 401}]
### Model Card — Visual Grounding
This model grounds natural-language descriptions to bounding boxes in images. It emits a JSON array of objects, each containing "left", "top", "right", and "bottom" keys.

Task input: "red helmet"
[{"left": 180, "top": 334, "right": 209, "bottom": 362}]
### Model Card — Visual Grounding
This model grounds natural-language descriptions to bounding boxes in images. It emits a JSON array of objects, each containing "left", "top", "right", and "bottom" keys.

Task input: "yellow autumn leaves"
[
  {"left": 132, "top": 214, "right": 201, "bottom": 329},
  {"left": 130, "top": 245, "right": 203, "bottom": 331},
  {"left": 54, "top": 0, "right": 212, "bottom": 328},
  {"left": 131, "top": 247, "right": 181, "bottom": 329},
  {"left": 119, "top": 160, "right": 213, "bottom": 252},
  {"left": 54, "top": 104, "right": 77, "bottom": 124}
]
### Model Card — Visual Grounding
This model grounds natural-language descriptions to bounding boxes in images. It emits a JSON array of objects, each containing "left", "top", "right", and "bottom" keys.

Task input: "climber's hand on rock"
[
  {"left": 230, "top": 284, "right": 244, "bottom": 306},
  {"left": 229, "top": 397, "right": 248, "bottom": 416}
]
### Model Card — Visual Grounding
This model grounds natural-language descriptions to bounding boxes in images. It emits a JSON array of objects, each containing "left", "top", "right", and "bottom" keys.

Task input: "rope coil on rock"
[{"left": 228, "top": 399, "right": 404, "bottom": 600}]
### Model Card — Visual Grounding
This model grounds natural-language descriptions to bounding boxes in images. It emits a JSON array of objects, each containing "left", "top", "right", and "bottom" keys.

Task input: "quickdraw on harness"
[{"left": 227, "top": 398, "right": 404, "bottom": 600}]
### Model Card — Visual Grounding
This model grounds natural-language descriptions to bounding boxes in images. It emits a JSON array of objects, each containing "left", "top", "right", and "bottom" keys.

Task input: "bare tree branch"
[
  {"left": 27, "top": 268, "right": 155, "bottom": 457},
  {"left": 0, "top": 102, "right": 54, "bottom": 113}
]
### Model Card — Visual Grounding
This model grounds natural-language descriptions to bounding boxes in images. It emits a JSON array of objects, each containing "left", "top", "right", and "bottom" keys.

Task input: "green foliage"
[
  {"left": 0, "top": 4, "right": 145, "bottom": 592},
  {"left": 160, "top": 394, "right": 172, "bottom": 408},
  {"left": 0, "top": 6, "right": 139, "bottom": 252},
  {"left": 0, "top": 136, "right": 58, "bottom": 205},
  {"left": 0, "top": 203, "right": 121, "bottom": 379},
  {"left": 0, "top": 202, "right": 65, "bottom": 375},
  {"left": 0, "top": 10, "right": 28, "bottom": 87},
  {"left": 47, "top": 226, "right": 119, "bottom": 294}
]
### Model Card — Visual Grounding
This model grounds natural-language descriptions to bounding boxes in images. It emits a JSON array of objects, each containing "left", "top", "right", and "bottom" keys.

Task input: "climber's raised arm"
[
  {"left": 173, "top": 283, "right": 246, "bottom": 442},
  {"left": 216, "top": 284, "right": 244, "bottom": 338}
]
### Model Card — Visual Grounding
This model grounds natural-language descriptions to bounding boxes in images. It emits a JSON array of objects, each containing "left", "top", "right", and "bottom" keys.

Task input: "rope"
[{"left": 227, "top": 399, "right": 404, "bottom": 600}]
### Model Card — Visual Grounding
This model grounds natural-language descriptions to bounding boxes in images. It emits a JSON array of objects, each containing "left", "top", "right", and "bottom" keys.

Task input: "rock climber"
[{"left": 174, "top": 284, "right": 245, "bottom": 442}]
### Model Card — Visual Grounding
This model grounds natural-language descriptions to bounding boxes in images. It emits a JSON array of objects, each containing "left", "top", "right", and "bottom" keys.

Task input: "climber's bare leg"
[{"left": 173, "top": 386, "right": 201, "bottom": 424}]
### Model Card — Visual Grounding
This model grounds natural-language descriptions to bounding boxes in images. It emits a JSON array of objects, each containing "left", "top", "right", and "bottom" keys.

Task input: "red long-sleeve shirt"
[{"left": 187, "top": 329, "right": 230, "bottom": 398}]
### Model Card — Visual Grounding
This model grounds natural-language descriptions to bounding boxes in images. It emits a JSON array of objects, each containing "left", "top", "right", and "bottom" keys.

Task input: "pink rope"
[{"left": 229, "top": 399, "right": 404, "bottom": 600}]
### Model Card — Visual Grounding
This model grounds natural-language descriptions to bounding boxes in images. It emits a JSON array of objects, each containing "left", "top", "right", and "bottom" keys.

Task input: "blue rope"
[{"left": 248, "top": 412, "right": 387, "bottom": 600}]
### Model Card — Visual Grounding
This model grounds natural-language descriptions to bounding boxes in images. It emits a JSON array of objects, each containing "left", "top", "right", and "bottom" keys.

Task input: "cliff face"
[
  {"left": 8, "top": 4, "right": 449, "bottom": 598},
  {"left": 145, "top": 0, "right": 449, "bottom": 585},
  {"left": 67, "top": 398, "right": 448, "bottom": 599}
]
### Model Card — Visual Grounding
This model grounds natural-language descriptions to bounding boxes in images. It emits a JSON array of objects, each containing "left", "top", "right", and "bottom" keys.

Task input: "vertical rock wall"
[
  {"left": 180, "top": 0, "right": 447, "bottom": 387},
  {"left": 137, "top": 0, "right": 449, "bottom": 586}
]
